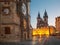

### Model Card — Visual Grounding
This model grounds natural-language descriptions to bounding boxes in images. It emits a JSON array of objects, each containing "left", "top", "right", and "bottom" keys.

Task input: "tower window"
[{"left": 4, "top": 27, "right": 11, "bottom": 34}]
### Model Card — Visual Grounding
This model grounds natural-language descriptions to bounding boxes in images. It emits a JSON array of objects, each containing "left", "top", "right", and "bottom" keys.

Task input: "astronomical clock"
[
  {"left": 2, "top": 7, "right": 10, "bottom": 15},
  {"left": 22, "top": 3, "right": 26, "bottom": 15}
]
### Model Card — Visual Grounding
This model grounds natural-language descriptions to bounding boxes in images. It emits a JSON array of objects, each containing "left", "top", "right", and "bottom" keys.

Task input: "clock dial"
[
  {"left": 3, "top": 8, "right": 10, "bottom": 14},
  {"left": 22, "top": 3, "right": 26, "bottom": 15}
]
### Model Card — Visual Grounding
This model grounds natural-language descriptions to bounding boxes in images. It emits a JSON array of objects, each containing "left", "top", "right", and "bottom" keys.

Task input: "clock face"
[
  {"left": 22, "top": 3, "right": 26, "bottom": 15},
  {"left": 3, "top": 8, "right": 10, "bottom": 14}
]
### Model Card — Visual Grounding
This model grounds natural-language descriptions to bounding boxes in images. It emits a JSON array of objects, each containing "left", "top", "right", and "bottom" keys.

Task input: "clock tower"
[
  {"left": 0, "top": 0, "right": 21, "bottom": 42},
  {"left": 0, "top": 0, "right": 31, "bottom": 42},
  {"left": 16, "top": 0, "right": 31, "bottom": 41}
]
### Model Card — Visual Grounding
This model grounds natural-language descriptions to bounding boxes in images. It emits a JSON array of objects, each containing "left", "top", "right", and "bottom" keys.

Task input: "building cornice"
[{"left": 0, "top": 23, "right": 20, "bottom": 26}]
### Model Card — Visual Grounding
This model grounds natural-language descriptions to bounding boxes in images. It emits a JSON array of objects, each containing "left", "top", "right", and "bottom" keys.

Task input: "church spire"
[
  {"left": 37, "top": 12, "right": 41, "bottom": 19},
  {"left": 43, "top": 9, "right": 48, "bottom": 18},
  {"left": 43, "top": 9, "right": 48, "bottom": 26}
]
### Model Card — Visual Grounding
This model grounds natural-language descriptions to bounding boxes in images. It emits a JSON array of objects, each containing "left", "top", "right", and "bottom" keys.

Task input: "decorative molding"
[{"left": 1, "top": 23, "right": 20, "bottom": 26}]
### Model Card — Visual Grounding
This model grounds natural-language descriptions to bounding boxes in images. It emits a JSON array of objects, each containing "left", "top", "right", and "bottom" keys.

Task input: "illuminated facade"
[
  {"left": 33, "top": 26, "right": 55, "bottom": 36},
  {"left": 35, "top": 10, "right": 55, "bottom": 36},
  {"left": 55, "top": 16, "right": 60, "bottom": 32},
  {"left": 37, "top": 10, "right": 48, "bottom": 28},
  {"left": 0, "top": 0, "right": 32, "bottom": 42}
]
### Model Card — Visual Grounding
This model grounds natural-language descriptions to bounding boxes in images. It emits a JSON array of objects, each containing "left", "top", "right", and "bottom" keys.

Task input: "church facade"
[
  {"left": 0, "top": 0, "right": 32, "bottom": 42},
  {"left": 37, "top": 10, "right": 48, "bottom": 28}
]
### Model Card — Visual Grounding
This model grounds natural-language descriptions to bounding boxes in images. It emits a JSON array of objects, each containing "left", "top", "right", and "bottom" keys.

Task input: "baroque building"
[
  {"left": 0, "top": 0, "right": 32, "bottom": 42},
  {"left": 55, "top": 16, "right": 60, "bottom": 32},
  {"left": 37, "top": 10, "right": 48, "bottom": 28}
]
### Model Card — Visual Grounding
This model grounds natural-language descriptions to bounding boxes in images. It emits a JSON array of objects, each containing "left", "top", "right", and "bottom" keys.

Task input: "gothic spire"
[
  {"left": 37, "top": 12, "right": 41, "bottom": 19},
  {"left": 43, "top": 9, "right": 48, "bottom": 18}
]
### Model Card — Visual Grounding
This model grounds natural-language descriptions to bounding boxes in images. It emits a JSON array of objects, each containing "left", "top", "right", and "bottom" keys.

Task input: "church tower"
[
  {"left": 43, "top": 10, "right": 48, "bottom": 27},
  {"left": 37, "top": 12, "right": 42, "bottom": 28}
]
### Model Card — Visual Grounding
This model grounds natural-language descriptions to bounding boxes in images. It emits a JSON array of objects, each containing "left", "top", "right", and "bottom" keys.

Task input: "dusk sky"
[{"left": 30, "top": 0, "right": 60, "bottom": 28}]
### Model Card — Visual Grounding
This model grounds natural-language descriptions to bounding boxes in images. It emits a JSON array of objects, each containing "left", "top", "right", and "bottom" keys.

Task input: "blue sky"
[{"left": 30, "top": 0, "right": 60, "bottom": 28}]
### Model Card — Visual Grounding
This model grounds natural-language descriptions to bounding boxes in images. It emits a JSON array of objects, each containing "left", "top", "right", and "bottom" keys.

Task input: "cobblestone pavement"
[{"left": 0, "top": 36, "right": 60, "bottom": 45}]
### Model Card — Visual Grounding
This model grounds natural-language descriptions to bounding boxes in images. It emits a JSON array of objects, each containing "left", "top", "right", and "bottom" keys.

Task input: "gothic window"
[{"left": 4, "top": 27, "right": 11, "bottom": 34}]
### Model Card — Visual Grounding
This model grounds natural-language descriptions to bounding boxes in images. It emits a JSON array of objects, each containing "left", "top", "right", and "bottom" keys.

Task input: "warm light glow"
[{"left": 33, "top": 27, "right": 55, "bottom": 37}]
